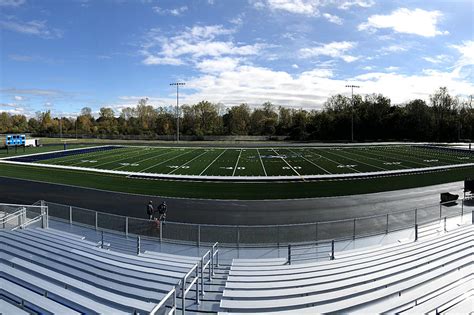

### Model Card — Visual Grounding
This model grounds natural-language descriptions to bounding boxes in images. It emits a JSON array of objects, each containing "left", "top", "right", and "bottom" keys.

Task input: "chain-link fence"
[{"left": 43, "top": 197, "right": 473, "bottom": 247}]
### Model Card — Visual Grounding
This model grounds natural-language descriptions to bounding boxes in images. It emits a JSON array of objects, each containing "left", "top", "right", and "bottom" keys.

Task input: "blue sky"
[{"left": 0, "top": 0, "right": 473, "bottom": 117}]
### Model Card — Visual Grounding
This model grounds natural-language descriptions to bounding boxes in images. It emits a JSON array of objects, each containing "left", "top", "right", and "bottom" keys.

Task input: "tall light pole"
[
  {"left": 170, "top": 82, "right": 185, "bottom": 142},
  {"left": 346, "top": 84, "right": 360, "bottom": 142}
]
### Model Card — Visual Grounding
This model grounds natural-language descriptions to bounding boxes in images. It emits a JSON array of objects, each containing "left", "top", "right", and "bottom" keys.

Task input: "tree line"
[{"left": 1, "top": 87, "right": 473, "bottom": 142}]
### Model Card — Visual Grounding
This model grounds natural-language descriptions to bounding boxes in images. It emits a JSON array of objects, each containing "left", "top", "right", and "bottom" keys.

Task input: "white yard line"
[
  {"left": 257, "top": 148, "right": 268, "bottom": 176},
  {"left": 138, "top": 149, "right": 198, "bottom": 173},
  {"left": 232, "top": 149, "right": 243, "bottom": 176},
  {"left": 199, "top": 149, "right": 227, "bottom": 176},
  {"left": 70, "top": 147, "right": 147, "bottom": 167},
  {"left": 168, "top": 150, "right": 210, "bottom": 174},
  {"left": 113, "top": 148, "right": 173, "bottom": 170},
  {"left": 47, "top": 146, "right": 126, "bottom": 165},
  {"left": 378, "top": 149, "right": 431, "bottom": 167},
  {"left": 288, "top": 148, "right": 331, "bottom": 174},
  {"left": 350, "top": 149, "right": 412, "bottom": 169},
  {"left": 325, "top": 149, "right": 389, "bottom": 171},
  {"left": 310, "top": 149, "right": 360, "bottom": 173},
  {"left": 271, "top": 148, "right": 301, "bottom": 177}
]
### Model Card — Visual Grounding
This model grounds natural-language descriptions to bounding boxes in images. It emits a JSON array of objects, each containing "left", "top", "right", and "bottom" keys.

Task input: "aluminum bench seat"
[
  {"left": 142, "top": 250, "right": 201, "bottom": 263},
  {"left": 2, "top": 257, "right": 158, "bottom": 313},
  {"left": 232, "top": 258, "right": 288, "bottom": 266},
  {"left": 219, "top": 254, "right": 472, "bottom": 313},
  {"left": 21, "top": 229, "right": 196, "bottom": 271},
  {"left": 225, "top": 229, "right": 474, "bottom": 285},
  {"left": 0, "top": 298, "right": 30, "bottom": 315},
  {"left": 35, "top": 227, "right": 94, "bottom": 243},
  {"left": 1, "top": 263, "right": 129, "bottom": 314},
  {"left": 1, "top": 278, "right": 81, "bottom": 315},
  {"left": 228, "top": 226, "right": 474, "bottom": 276},
  {"left": 15, "top": 230, "right": 191, "bottom": 276},
  {"left": 444, "top": 294, "right": 474, "bottom": 314},
  {"left": 0, "top": 232, "right": 184, "bottom": 285},
  {"left": 1, "top": 250, "right": 167, "bottom": 303},
  {"left": 223, "top": 238, "right": 472, "bottom": 297}
]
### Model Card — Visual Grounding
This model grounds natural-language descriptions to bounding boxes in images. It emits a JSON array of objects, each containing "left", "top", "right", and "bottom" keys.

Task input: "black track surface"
[{"left": 0, "top": 176, "right": 465, "bottom": 225}]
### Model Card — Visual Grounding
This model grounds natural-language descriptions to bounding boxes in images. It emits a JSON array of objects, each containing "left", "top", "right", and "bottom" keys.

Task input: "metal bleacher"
[
  {"left": 1, "top": 202, "right": 473, "bottom": 314},
  {"left": 219, "top": 224, "right": 474, "bottom": 314}
]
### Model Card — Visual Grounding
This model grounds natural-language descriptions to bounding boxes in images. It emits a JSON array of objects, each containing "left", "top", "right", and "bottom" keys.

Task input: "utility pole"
[
  {"left": 346, "top": 84, "right": 360, "bottom": 142},
  {"left": 170, "top": 82, "right": 185, "bottom": 142}
]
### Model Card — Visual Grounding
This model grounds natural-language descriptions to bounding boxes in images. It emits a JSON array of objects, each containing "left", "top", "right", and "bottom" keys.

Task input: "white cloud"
[
  {"left": 423, "top": 54, "right": 449, "bottom": 64},
  {"left": 14, "top": 95, "right": 24, "bottom": 101},
  {"left": 362, "top": 65, "right": 374, "bottom": 70},
  {"left": 385, "top": 66, "right": 399, "bottom": 72},
  {"left": 451, "top": 41, "right": 474, "bottom": 68},
  {"left": 323, "top": 13, "right": 343, "bottom": 25},
  {"left": 299, "top": 41, "right": 358, "bottom": 62},
  {"left": 153, "top": 6, "right": 188, "bottom": 16},
  {"left": 178, "top": 64, "right": 474, "bottom": 109},
  {"left": 0, "top": 18, "right": 63, "bottom": 38},
  {"left": 266, "top": 0, "right": 320, "bottom": 16},
  {"left": 358, "top": 8, "right": 448, "bottom": 37},
  {"left": 338, "top": 0, "right": 374, "bottom": 10},
  {"left": 141, "top": 25, "right": 265, "bottom": 66},
  {"left": 196, "top": 57, "right": 241, "bottom": 73},
  {"left": 381, "top": 44, "right": 408, "bottom": 53},
  {"left": 292, "top": 64, "right": 299, "bottom": 69},
  {"left": 0, "top": 0, "right": 25, "bottom": 6}
]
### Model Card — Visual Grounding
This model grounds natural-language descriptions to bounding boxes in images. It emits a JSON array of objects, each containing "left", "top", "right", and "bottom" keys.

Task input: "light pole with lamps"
[
  {"left": 170, "top": 82, "right": 185, "bottom": 142},
  {"left": 346, "top": 84, "right": 360, "bottom": 142}
]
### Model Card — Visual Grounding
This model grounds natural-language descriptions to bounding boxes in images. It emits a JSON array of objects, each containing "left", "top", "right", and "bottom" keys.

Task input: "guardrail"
[
  {"left": 150, "top": 287, "right": 177, "bottom": 315},
  {"left": 43, "top": 197, "right": 473, "bottom": 246},
  {"left": 181, "top": 263, "right": 200, "bottom": 313},
  {"left": 0, "top": 203, "right": 48, "bottom": 230}
]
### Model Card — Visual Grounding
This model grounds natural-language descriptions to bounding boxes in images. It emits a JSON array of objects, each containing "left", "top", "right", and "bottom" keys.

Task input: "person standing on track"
[
  {"left": 146, "top": 200, "right": 154, "bottom": 220},
  {"left": 158, "top": 201, "right": 167, "bottom": 224}
]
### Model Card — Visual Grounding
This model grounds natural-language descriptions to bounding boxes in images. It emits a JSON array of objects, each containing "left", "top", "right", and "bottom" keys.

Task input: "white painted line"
[
  {"left": 199, "top": 149, "right": 227, "bottom": 176},
  {"left": 232, "top": 149, "right": 243, "bottom": 176},
  {"left": 168, "top": 150, "right": 210, "bottom": 175},
  {"left": 288, "top": 148, "right": 331, "bottom": 175},
  {"left": 310, "top": 148, "right": 361, "bottom": 173},
  {"left": 113, "top": 148, "right": 172, "bottom": 170},
  {"left": 271, "top": 148, "right": 301, "bottom": 177},
  {"left": 326, "top": 149, "right": 389, "bottom": 171},
  {"left": 87, "top": 147, "right": 156, "bottom": 168},
  {"left": 257, "top": 148, "right": 268, "bottom": 176},
  {"left": 138, "top": 149, "right": 197, "bottom": 173}
]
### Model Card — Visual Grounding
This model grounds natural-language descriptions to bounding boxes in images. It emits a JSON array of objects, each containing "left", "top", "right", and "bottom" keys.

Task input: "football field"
[{"left": 13, "top": 145, "right": 474, "bottom": 179}]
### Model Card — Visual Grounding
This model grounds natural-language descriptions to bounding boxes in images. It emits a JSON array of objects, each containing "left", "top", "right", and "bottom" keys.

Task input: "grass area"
[
  {"left": 0, "top": 162, "right": 473, "bottom": 199},
  {"left": 21, "top": 145, "right": 474, "bottom": 177},
  {"left": 1, "top": 144, "right": 473, "bottom": 199}
]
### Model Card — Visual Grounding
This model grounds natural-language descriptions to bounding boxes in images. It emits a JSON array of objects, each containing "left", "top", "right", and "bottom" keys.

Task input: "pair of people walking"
[{"left": 146, "top": 200, "right": 167, "bottom": 223}]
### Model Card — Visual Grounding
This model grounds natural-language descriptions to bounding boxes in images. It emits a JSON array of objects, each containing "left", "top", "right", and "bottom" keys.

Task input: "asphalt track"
[{"left": 0, "top": 176, "right": 468, "bottom": 225}]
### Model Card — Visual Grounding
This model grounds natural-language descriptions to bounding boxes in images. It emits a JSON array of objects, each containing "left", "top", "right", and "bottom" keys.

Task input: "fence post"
[
  {"left": 95, "top": 211, "right": 98, "bottom": 230},
  {"left": 69, "top": 206, "right": 72, "bottom": 225},
  {"left": 237, "top": 226, "right": 240, "bottom": 249},
  {"left": 415, "top": 208, "right": 418, "bottom": 225},
  {"left": 200, "top": 259, "right": 205, "bottom": 296},
  {"left": 195, "top": 265, "right": 200, "bottom": 305},
  {"left": 439, "top": 203, "right": 442, "bottom": 219},
  {"left": 159, "top": 220, "right": 163, "bottom": 243},
  {"left": 125, "top": 217, "right": 128, "bottom": 236},
  {"left": 352, "top": 218, "right": 356, "bottom": 240},
  {"left": 287, "top": 244, "right": 291, "bottom": 265},
  {"left": 444, "top": 217, "right": 447, "bottom": 232},
  {"left": 101, "top": 231, "right": 104, "bottom": 249},
  {"left": 136, "top": 236, "right": 140, "bottom": 255},
  {"left": 461, "top": 199, "right": 464, "bottom": 221},
  {"left": 331, "top": 240, "right": 335, "bottom": 260},
  {"left": 197, "top": 224, "right": 201, "bottom": 248},
  {"left": 415, "top": 224, "right": 418, "bottom": 241},
  {"left": 385, "top": 213, "right": 389, "bottom": 234},
  {"left": 315, "top": 222, "right": 318, "bottom": 242}
]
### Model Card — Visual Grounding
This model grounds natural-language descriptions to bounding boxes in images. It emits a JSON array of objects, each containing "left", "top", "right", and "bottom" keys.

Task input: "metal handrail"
[
  {"left": 150, "top": 287, "right": 177, "bottom": 315},
  {"left": 181, "top": 263, "right": 200, "bottom": 313},
  {"left": 0, "top": 208, "right": 25, "bottom": 223}
]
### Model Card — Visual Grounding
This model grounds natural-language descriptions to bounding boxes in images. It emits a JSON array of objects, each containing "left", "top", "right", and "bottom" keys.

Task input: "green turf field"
[
  {"left": 1, "top": 144, "right": 473, "bottom": 199},
  {"left": 23, "top": 145, "right": 474, "bottom": 178}
]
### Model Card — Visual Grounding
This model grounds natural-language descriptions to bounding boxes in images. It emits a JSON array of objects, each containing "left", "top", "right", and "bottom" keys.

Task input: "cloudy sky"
[{"left": 0, "top": 0, "right": 473, "bottom": 116}]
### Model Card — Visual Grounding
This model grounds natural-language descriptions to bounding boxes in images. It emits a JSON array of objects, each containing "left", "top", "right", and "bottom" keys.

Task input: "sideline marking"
[{"left": 257, "top": 149, "right": 268, "bottom": 176}]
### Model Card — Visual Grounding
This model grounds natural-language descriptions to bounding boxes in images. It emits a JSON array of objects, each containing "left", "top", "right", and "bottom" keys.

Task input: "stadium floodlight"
[
  {"left": 170, "top": 82, "right": 185, "bottom": 143},
  {"left": 346, "top": 84, "right": 360, "bottom": 142}
]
